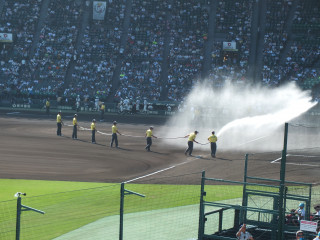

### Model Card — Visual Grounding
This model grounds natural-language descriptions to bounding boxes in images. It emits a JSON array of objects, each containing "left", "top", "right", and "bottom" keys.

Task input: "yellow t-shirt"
[
  {"left": 188, "top": 133, "right": 196, "bottom": 142},
  {"left": 208, "top": 135, "right": 217, "bottom": 143},
  {"left": 112, "top": 125, "right": 118, "bottom": 134},
  {"left": 46, "top": 101, "right": 50, "bottom": 107},
  {"left": 73, "top": 117, "right": 77, "bottom": 126},
  {"left": 91, "top": 122, "right": 96, "bottom": 130},
  {"left": 101, "top": 104, "right": 105, "bottom": 110},
  {"left": 57, "top": 114, "right": 61, "bottom": 123},
  {"left": 146, "top": 129, "right": 153, "bottom": 137}
]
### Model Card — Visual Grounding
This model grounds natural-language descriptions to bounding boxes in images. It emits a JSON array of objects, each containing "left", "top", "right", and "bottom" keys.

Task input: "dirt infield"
[{"left": 0, "top": 109, "right": 319, "bottom": 185}]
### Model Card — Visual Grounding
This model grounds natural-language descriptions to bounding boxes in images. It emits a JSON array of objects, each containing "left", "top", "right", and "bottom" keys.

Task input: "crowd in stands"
[
  {"left": 0, "top": 0, "right": 84, "bottom": 101},
  {"left": 115, "top": 0, "right": 167, "bottom": 102},
  {"left": 70, "top": 0, "right": 125, "bottom": 101},
  {"left": 0, "top": 0, "right": 40, "bottom": 59},
  {"left": 0, "top": 0, "right": 41, "bottom": 99},
  {"left": 0, "top": 0, "right": 319, "bottom": 104},
  {"left": 32, "top": 0, "right": 83, "bottom": 97},
  {"left": 209, "top": 0, "right": 252, "bottom": 87},
  {"left": 261, "top": 0, "right": 320, "bottom": 97},
  {"left": 261, "top": 0, "right": 292, "bottom": 85},
  {"left": 166, "top": 0, "right": 208, "bottom": 101}
]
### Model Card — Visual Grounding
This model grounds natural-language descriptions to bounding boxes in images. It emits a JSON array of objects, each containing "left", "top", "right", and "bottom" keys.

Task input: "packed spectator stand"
[
  {"left": 0, "top": 0, "right": 319, "bottom": 109},
  {"left": 71, "top": 0, "right": 125, "bottom": 102},
  {"left": 167, "top": 0, "right": 208, "bottom": 101},
  {"left": 116, "top": 0, "right": 167, "bottom": 101},
  {"left": 209, "top": 0, "right": 252, "bottom": 87}
]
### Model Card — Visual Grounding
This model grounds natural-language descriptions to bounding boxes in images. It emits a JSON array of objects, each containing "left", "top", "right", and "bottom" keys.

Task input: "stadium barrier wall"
[{"left": 0, "top": 99, "right": 178, "bottom": 116}]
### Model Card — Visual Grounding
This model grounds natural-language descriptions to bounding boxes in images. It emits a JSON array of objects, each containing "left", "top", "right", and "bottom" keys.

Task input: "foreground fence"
[
  {"left": 2, "top": 171, "right": 320, "bottom": 240},
  {"left": 0, "top": 172, "right": 202, "bottom": 240}
]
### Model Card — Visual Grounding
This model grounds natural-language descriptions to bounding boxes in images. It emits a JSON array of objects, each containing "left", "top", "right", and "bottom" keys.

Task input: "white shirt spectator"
[
  {"left": 297, "top": 208, "right": 305, "bottom": 220},
  {"left": 238, "top": 231, "right": 253, "bottom": 240}
]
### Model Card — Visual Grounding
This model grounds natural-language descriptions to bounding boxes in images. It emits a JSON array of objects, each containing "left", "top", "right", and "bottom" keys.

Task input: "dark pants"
[
  {"left": 100, "top": 110, "right": 104, "bottom": 120},
  {"left": 72, "top": 125, "right": 77, "bottom": 139},
  {"left": 46, "top": 106, "right": 50, "bottom": 115},
  {"left": 146, "top": 137, "right": 152, "bottom": 151},
  {"left": 92, "top": 130, "right": 96, "bottom": 143},
  {"left": 211, "top": 142, "right": 217, "bottom": 157},
  {"left": 111, "top": 133, "right": 118, "bottom": 147},
  {"left": 57, "top": 122, "right": 62, "bottom": 136},
  {"left": 185, "top": 141, "right": 193, "bottom": 155}
]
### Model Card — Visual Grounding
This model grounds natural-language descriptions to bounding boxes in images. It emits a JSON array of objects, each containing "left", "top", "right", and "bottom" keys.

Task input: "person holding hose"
[
  {"left": 110, "top": 121, "right": 121, "bottom": 148},
  {"left": 91, "top": 119, "right": 97, "bottom": 144},
  {"left": 208, "top": 131, "right": 218, "bottom": 158},
  {"left": 57, "top": 110, "right": 63, "bottom": 136},
  {"left": 145, "top": 126, "right": 157, "bottom": 151},
  {"left": 72, "top": 114, "right": 78, "bottom": 140},
  {"left": 184, "top": 131, "right": 199, "bottom": 156}
]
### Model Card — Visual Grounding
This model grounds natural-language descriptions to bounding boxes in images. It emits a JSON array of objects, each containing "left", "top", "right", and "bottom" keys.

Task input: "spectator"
[
  {"left": 314, "top": 232, "right": 320, "bottom": 240},
  {"left": 295, "top": 202, "right": 305, "bottom": 223},
  {"left": 296, "top": 230, "right": 304, "bottom": 240},
  {"left": 285, "top": 209, "right": 298, "bottom": 226},
  {"left": 315, "top": 204, "right": 320, "bottom": 215},
  {"left": 236, "top": 224, "right": 254, "bottom": 240}
]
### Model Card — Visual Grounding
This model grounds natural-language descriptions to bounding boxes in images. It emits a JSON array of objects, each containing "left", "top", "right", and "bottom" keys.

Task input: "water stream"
[{"left": 160, "top": 81, "right": 316, "bottom": 151}]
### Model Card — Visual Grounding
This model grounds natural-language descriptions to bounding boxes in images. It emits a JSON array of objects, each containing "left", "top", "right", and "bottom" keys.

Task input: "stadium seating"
[
  {"left": 167, "top": 0, "right": 208, "bottom": 101},
  {"left": 209, "top": 0, "right": 252, "bottom": 87},
  {"left": 70, "top": 0, "right": 125, "bottom": 101},
  {"left": 0, "top": 0, "right": 319, "bottom": 104},
  {"left": 116, "top": 0, "right": 167, "bottom": 101}
]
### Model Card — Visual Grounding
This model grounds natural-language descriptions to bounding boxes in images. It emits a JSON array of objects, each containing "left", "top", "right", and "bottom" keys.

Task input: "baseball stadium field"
[
  {"left": 1, "top": 108, "right": 320, "bottom": 240},
  {"left": 1, "top": 108, "right": 320, "bottom": 186}
]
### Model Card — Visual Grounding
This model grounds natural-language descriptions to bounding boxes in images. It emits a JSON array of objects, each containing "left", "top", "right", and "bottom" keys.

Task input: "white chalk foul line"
[
  {"left": 124, "top": 166, "right": 176, "bottom": 183},
  {"left": 125, "top": 158, "right": 196, "bottom": 183},
  {"left": 271, "top": 157, "right": 282, "bottom": 163},
  {"left": 271, "top": 154, "right": 320, "bottom": 167},
  {"left": 272, "top": 162, "right": 320, "bottom": 167},
  {"left": 287, "top": 154, "right": 320, "bottom": 158},
  {"left": 236, "top": 135, "right": 270, "bottom": 147},
  {"left": 6, "top": 112, "right": 20, "bottom": 115}
]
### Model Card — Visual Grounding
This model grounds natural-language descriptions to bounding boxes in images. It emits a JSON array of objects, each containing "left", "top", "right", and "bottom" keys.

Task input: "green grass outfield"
[{"left": 0, "top": 179, "right": 243, "bottom": 240}]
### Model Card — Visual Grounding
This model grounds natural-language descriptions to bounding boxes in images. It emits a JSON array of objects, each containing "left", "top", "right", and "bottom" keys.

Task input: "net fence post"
[
  {"left": 119, "top": 182, "right": 124, "bottom": 240},
  {"left": 278, "top": 122, "right": 288, "bottom": 240},
  {"left": 241, "top": 153, "right": 249, "bottom": 224},
  {"left": 15, "top": 195, "right": 22, "bottom": 240},
  {"left": 15, "top": 192, "right": 44, "bottom": 240},
  {"left": 198, "top": 170, "right": 206, "bottom": 240}
]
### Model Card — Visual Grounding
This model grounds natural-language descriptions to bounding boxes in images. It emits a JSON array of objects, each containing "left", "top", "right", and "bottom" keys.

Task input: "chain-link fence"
[{"left": 0, "top": 172, "right": 203, "bottom": 240}]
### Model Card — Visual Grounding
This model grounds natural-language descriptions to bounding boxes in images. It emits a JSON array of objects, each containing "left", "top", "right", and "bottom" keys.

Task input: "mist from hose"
[{"left": 160, "top": 80, "right": 316, "bottom": 151}]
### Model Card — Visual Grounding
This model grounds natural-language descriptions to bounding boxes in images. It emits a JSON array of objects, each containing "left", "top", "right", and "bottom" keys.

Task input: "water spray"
[{"left": 160, "top": 81, "right": 316, "bottom": 151}]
